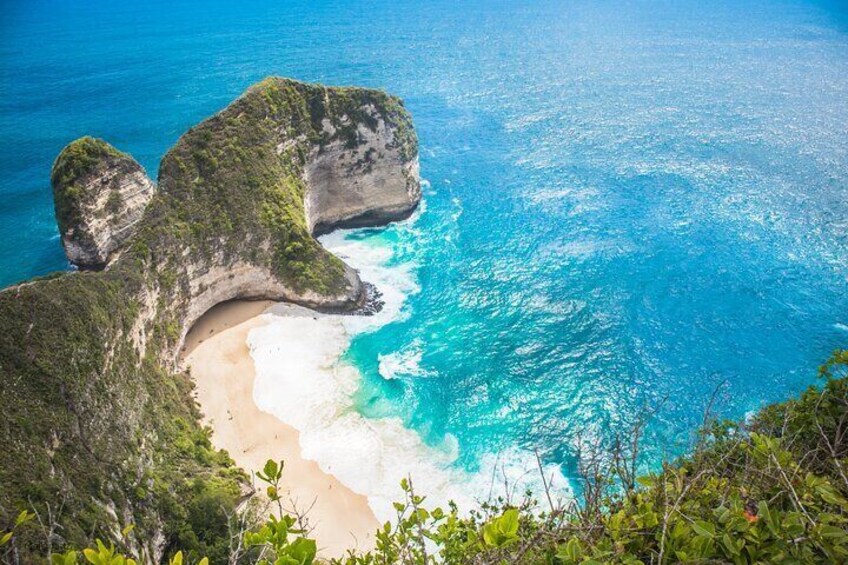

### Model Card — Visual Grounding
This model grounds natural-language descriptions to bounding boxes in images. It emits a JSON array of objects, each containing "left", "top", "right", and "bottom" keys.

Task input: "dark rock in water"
[
  {"left": 316, "top": 281, "right": 384, "bottom": 316},
  {"left": 352, "top": 282, "right": 385, "bottom": 316},
  {"left": 359, "top": 282, "right": 386, "bottom": 315}
]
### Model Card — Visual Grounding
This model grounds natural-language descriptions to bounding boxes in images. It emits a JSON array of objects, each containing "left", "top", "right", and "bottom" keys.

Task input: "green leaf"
[
  {"left": 820, "top": 525, "right": 848, "bottom": 540},
  {"left": 95, "top": 539, "right": 109, "bottom": 555},
  {"left": 692, "top": 520, "right": 715, "bottom": 539},
  {"left": 262, "top": 460, "right": 280, "bottom": 482},
  {"left": 817, "top": 483, "right": 848, "bottom": 507},
  {"left": 636, "top": 475, "right": 655, "bottom": 488},
  {"left": 51, "top": 551, "right": 79, "bottom": 565},
  {"left": 0, "top": 532, "right": 12, "bottom": 547},
  {"left": 758, "top": 500, "right": 778, "bottom": 536},
  {"left": 285, "top": 537, "right": 316, "bottom": 565},
  {"left": 14, "top": 511, "right": 33, "bottom": 527},
  {"left": 481, "top": 509, "right": 520, "bottom": 548},
  {"left": 556, "top": 537, "right": 582, "bottom": 564},
  {"left": 83, "top": 548, "right": 98, "bottom": 565},
  {"left": 498, "top": 509, "right": 519, "bottom": 537},
  {"left": 482, "top": 522, "right": 498, "bottom": 547},
  {"left": 722, "top": 533, "right": 740, "bottom": 557}
]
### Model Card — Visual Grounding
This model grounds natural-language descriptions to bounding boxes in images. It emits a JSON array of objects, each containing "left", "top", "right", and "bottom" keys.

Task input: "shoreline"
[
  {"left": 247, "top": 230, "right": 572, "bottom": 523},
  {"left": 182, "top": 300, "right": 379, "bottom": 558},
  {"left": 180, "top": 222, "right": 572, "bottom": 552}
]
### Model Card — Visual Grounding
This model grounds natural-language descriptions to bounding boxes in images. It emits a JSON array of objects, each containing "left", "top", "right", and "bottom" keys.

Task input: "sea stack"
[{"left": 51, "top": 137, "right": 155, "bottom": 269}]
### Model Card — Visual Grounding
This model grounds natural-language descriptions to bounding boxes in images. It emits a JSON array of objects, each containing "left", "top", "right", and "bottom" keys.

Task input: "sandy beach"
[{"left": 182, "top": 300, "right": 379, "bottom": 559}]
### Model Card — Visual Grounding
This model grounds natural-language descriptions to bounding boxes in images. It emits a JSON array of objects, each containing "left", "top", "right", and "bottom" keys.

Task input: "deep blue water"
[{"left": 2, "top": 0, "right": 847, "bottom": 487}]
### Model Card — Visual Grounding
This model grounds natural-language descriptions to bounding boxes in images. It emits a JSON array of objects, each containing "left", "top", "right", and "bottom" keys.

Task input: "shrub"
[{"left": 3, "top": 351, "right": 846, "bottom": 564}]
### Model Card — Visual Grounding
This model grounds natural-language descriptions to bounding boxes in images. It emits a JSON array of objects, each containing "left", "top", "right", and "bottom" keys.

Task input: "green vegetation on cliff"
[
  {"left": 0, "top": 77, "right": 419, "bottom": 563},
  {"left": 51, "top": 137, "right": 131, "bottom": 240},
  {"left": 0, "top": 270, "right": 247, "bottom": 563},
  {"left": 125, "top": 78, "right": 415, "bottom": 295}
]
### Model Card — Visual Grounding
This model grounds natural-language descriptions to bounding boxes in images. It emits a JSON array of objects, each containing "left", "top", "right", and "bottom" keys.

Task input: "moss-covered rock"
[
  {"left": 0, "top": 77, "right": 419, "bottom": 562},
  {"left": 52, "top": 137, "right": 156, "bottom": 268}
]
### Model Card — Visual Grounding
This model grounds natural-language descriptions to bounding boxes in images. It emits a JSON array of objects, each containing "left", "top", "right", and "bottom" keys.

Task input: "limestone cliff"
[
  {"left": 0, "top": 78, "right": 419, "bottom": 562},
  {"left": 304, "top": 103, "right": 420, "bottom": 235},
  {"left": 52, "top": 137, "right": 156, "bottom": 268}
]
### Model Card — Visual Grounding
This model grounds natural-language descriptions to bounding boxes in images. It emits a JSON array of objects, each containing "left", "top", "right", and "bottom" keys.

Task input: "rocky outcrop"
[
  {"left": 0, "top": 77, "right": 419, "bottom": 562},
  {"left": 305, "top": 105, "right": 420, "bottom": 235},
  {"left": 51, "top": 137, "right": 155, "bottom": 268}
]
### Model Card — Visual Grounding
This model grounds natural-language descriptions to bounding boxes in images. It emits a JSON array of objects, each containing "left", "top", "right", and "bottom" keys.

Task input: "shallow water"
[{"left": 2, "top": 0, "right": 847, "bottom": 503}]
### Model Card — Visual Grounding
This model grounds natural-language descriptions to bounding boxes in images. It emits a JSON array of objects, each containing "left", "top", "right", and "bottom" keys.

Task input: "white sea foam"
[
  {"left": 249, "top": 214, "right": 571, "bottom": 522},
  {"left": 378, "top": 341, "right": 431, "bottom": 380}
]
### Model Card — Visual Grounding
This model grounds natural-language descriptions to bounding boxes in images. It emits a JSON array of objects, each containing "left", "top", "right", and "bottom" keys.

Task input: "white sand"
[{"left": 182, "top": 300, "right": 379, "bottom": 559}]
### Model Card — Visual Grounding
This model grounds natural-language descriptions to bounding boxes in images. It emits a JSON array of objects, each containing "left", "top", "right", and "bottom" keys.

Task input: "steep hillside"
[{"left": 0, "top": 77, "right": 419, "bottom": 563}]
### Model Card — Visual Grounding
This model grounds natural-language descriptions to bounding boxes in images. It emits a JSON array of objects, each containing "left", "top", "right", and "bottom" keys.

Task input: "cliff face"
[
  {"left": 52, "top": 137, "right": 155, "bottom": 268},
  {"left": 304, "top": 102, "right": 420, "bottom": 235},
  {"left": 0, "top": 78, "right": 419, "bottom": 562}
]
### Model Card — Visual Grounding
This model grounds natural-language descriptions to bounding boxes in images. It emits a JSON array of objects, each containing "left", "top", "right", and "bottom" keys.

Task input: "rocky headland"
[{"left": 0, "top": 77, "right": 419, "bottom": 562}]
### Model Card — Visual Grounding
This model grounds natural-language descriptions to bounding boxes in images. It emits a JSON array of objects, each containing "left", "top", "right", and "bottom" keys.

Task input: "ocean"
[{"left": 2, "top": 0, "right": 847, "bottom": 513}]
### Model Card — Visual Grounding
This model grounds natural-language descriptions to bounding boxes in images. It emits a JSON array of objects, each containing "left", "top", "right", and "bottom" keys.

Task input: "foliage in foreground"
[{"left": 2, "top": 351, "right": 846, "bottom": 564}]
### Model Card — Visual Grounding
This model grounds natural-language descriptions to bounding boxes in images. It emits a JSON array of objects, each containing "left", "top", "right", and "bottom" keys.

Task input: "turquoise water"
[{"left": 2, "top": 0, "right": 847, "bottom": 486}]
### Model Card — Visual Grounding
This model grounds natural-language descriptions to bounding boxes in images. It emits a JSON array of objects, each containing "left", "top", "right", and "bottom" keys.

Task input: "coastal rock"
[
  {"left": 0, "top": 77, "right": 419, "bottom": 561},
  {"left": 305, "top": 105, "right": 421, "bottom": 235},
  {"left": 151, "top": 78, "right": 421, "bottom": 327},
  {"left": 51, "top": 137, "right": 155, "bottom": 268}
]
